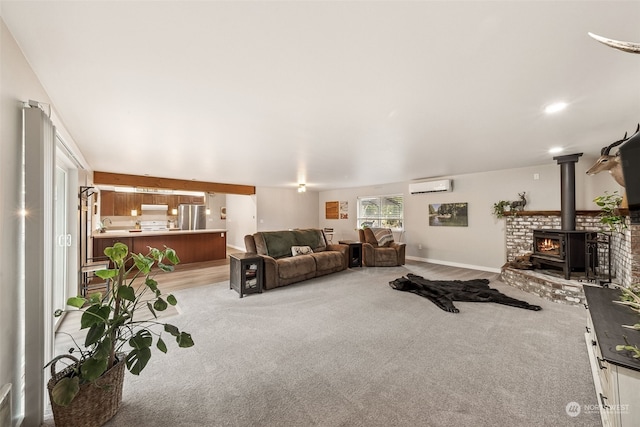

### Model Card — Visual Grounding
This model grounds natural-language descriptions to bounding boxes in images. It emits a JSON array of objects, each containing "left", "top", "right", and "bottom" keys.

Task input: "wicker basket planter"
[
  {"left": 46, "top": 244, "right": 194, "bottom": 426},
  {"left": 47, "top": 354, "right": 125, "bottom": 427}
]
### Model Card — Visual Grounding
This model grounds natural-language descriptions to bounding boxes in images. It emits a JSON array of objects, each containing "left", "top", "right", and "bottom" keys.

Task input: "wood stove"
[
  {"left": 528, "top": 153, "right": 597, "bottom": 280},
  {"left": 531, "top": 230, "right": 589, "bottom": 280}
]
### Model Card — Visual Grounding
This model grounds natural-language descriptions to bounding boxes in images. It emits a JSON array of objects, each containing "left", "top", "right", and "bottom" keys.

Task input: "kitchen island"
[{"left": 93, "top": 229, "right": 227, "bottom": 264}]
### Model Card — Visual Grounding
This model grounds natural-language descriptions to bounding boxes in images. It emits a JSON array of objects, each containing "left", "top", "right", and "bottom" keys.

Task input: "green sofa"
[{"left": 244, "top": 229, "right": 349, "bottom": 290}]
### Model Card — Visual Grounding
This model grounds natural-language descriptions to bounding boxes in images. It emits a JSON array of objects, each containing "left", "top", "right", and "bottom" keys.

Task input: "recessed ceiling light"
[
  {"left": 549, "top": 147, "right": 564, "bottom": 154},
  {"left": 544, "top": 102, "right": 568, "bottom": 114}
]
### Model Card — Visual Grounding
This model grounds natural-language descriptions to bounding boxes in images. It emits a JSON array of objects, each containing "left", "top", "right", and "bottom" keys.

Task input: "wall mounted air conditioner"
[{"left": 409, "top": 179, "right": 453, "bottom": 194}]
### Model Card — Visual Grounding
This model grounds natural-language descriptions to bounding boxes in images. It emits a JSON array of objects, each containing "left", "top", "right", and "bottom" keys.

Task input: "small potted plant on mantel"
[
  {"left": 491, "top": 200, "right": 511, "bottom": 218},
  {"left": 46, "top": 242, "right": 194, "bottom": 427}
]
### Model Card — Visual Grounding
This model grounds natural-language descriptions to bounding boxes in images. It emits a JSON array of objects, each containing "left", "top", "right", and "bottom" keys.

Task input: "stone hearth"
[
  {"left": 501, "top": 266, "right": 587, "bottom": 306},
  {"left": 500, "top": 210, "right": 639, "bottom": 305}
]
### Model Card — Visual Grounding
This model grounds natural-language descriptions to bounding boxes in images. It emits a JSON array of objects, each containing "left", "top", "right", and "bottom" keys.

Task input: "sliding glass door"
[{"left": 53, "top": 162, "right": 69, "bottom": 325}]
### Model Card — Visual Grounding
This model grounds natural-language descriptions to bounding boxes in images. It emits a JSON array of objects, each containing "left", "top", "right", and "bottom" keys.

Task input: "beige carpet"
[{"left": 46, "top": 262, "right": 601, "bottom": 426}]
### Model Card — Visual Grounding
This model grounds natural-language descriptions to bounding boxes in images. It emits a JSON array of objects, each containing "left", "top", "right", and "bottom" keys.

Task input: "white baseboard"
[{"left": 406, "top": 255, "right": 502, "bottom": 274}]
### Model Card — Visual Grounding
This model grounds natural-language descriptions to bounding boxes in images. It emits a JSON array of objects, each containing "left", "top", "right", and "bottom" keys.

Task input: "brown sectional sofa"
[{"left": 244, "top": 229, "right": 349, "bottom": 290}]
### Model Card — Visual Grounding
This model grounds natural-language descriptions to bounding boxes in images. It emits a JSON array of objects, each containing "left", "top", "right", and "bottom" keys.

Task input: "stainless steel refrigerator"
[{"left": 177, "top": 204, "right": 206, "bottom": 230}]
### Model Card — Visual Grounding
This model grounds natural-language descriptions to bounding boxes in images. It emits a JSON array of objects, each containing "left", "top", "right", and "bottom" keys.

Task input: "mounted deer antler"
[
  {"left": 588, "top": 32, "right": 640, "bottom": 54},
  {"left": 586, "top": 125, "right": 640, "bottom": 187}
]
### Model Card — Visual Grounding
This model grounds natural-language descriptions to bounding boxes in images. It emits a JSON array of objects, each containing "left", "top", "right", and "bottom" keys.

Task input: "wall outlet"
[{"left": 418, "top": 244, "right": 423, "bottom": 250}]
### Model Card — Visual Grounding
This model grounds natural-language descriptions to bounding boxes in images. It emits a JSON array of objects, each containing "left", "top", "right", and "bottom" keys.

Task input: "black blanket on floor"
[{"left": 389, "top": 273, "right": 542, "bottom": 313}]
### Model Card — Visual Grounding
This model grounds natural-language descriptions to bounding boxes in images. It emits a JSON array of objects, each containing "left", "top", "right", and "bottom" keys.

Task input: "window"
[{"left": 357, "top": 194, "right": 404, "bottom": 230}]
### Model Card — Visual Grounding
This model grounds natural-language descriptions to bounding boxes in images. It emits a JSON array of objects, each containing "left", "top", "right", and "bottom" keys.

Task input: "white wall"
[
  {"left": 320, "top": 157, "right": 618, "bottom": 272},
  {"left": 0, "top": 19, "right": 26, "bottom": 425},
  {"left": 205, "top": 192, "right": 227, "bottom": 230},
  {"left": 225, "top": 194, "right": 257, "bottom": 250},
  {"left": 224, "top": 188, "right": 319, "bottom": 250},
  {"left": 255, "top": 187, "right": 319, "bottom": 232},
  {"left": 0, "top": 18, "right": 93, "bottom": 425}
]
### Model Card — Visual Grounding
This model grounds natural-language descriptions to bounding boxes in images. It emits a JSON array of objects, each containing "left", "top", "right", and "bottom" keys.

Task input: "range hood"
[{"left": 140, "top": 204, "right": 168, "bottom": 211}]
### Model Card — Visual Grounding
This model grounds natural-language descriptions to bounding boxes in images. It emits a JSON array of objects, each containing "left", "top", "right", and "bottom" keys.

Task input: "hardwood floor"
[
  {"left": 84, "top": 247, "right": 244, "bottom": 296},
  {"left": 87, "top": 249, "right": 501, "bottom": 297},
  {"left": 152, "top": 247, "right": 244, "bottom": 294},
  {"left": 405, "top": 259, "right": 501, "bottom": 281}
]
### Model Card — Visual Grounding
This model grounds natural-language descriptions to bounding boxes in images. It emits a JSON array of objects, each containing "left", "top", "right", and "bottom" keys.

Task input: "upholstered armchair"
[{"left": 358, "top": 228, "right": 406, "bottom": 267}]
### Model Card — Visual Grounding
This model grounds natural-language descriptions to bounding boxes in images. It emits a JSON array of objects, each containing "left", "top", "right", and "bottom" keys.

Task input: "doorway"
[{"left": 53, "top": 138, "right": 79, "bottom": 327}]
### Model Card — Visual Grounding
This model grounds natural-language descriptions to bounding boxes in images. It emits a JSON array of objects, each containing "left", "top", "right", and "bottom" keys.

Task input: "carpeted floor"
[{"left": 45, "top": 262, "right": 602, "bottom": 426}]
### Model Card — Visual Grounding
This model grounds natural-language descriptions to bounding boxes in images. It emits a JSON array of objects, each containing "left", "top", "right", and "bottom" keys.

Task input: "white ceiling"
[{"left": 2, "top": 1, "right": 640, "bottom": 191}]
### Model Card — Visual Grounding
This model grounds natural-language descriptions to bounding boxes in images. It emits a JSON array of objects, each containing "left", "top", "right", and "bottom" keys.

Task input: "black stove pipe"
[{"left": 553, "top": 153, "right": 583, "bottom": 231}]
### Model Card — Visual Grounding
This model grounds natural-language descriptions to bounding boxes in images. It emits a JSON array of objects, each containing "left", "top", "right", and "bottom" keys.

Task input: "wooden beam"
[{"left": 93, "top": 172, "right": 255, "bottom": 195}]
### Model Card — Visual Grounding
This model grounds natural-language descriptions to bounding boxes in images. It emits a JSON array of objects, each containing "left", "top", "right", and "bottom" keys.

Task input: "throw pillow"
[
  {"left": 373, "top": 228, "right": 394, "bottom": 247},
  {"left": 291, "top": 245, "right": 313, "bottom": 256}
]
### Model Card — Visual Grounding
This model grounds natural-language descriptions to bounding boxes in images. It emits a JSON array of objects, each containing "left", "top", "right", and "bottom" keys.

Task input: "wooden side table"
[
  {"left": 339, "top": 240, "right": 363, "bottom": 268},
  {"left": 229, "top": 253, "right": 264, "bottom": 298}
]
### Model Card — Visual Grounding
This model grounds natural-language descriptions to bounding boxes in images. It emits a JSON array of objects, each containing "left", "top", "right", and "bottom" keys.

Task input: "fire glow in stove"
[{"left": 530, "top": 230, "right": 591, "bottom": 280}]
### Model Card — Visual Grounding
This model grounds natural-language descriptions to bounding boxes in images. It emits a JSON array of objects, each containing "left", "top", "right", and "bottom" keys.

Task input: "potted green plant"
[
  {"left": 46, "top": 242, "right": 194, "bottom": 426},
  {"left": 492, "top": 200, "right": 511, "bottom": 218},
  {"left": 593, "top": 190, "right": 626, "bottom": 233}
]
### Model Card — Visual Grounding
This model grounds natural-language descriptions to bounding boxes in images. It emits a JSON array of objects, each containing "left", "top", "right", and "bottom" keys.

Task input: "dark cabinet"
[
  {"left": 229, "top": 253, "right": 263, "bottom": 298},
  {"left": 339, "top": 240, "right": 363, "bottom": 268}
]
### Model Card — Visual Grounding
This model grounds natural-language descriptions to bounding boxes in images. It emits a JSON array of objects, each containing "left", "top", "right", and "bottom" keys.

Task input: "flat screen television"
[{"left": 620, "top": 125, "right": 640, "bottom": 223}]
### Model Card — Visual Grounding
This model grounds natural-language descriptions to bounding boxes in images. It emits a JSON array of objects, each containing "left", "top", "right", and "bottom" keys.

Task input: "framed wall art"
[
  {"left": 325, "top": 201, "right": 339, "bottom": 219},
  {"left": 429, "top": 203, "right": 468, "bottom": 227},
  {"left": 339, "top": 201, "right": 348, "bottom": 219}
]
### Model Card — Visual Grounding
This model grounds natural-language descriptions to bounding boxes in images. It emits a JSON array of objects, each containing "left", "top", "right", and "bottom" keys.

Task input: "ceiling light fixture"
[
  {"left": 544, "top": 102, "right": 568, "bottom": 114},
  {"left": 549, "top": 147, "right": 564, "bottom": 154},
  {"left": 298, "top": 184, "right": 306, "bottom": 193}
]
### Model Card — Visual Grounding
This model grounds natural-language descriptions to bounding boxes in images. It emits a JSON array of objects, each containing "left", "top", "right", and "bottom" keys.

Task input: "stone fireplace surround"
[{"left": 500, "top": 210, "right": 639, "bottom": 306}]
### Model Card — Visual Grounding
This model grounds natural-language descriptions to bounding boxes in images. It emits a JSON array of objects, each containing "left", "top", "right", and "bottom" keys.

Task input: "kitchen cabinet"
[
  {"left": 140, "top": 193, "right": 154, "bottom": 207},
  {"left": 100, "top": 190, "right": 206, "bottom": 217},
  {"left": 100, "top": 190, "right": 137, "bottom": 217},
  {"left": 93, "top": 236, "right": 134, "bottom": 267},
  {"left": 133, "top": 232, "right": 226, "bottom": 263},
  {"left": 152, "top": 194, "right": 169, "bottom": 205},
  {"left": 113, "top": 193, "right": 132, "bottom": 216},
  {"left": 100, "top": 190, "right": 115, "bottom": 217},
  {"left": 178, "top": 195, "right": 205, "bottom": 204},
  {"left": 94, "top": 230, "right": 226, "bottom": 264}
]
